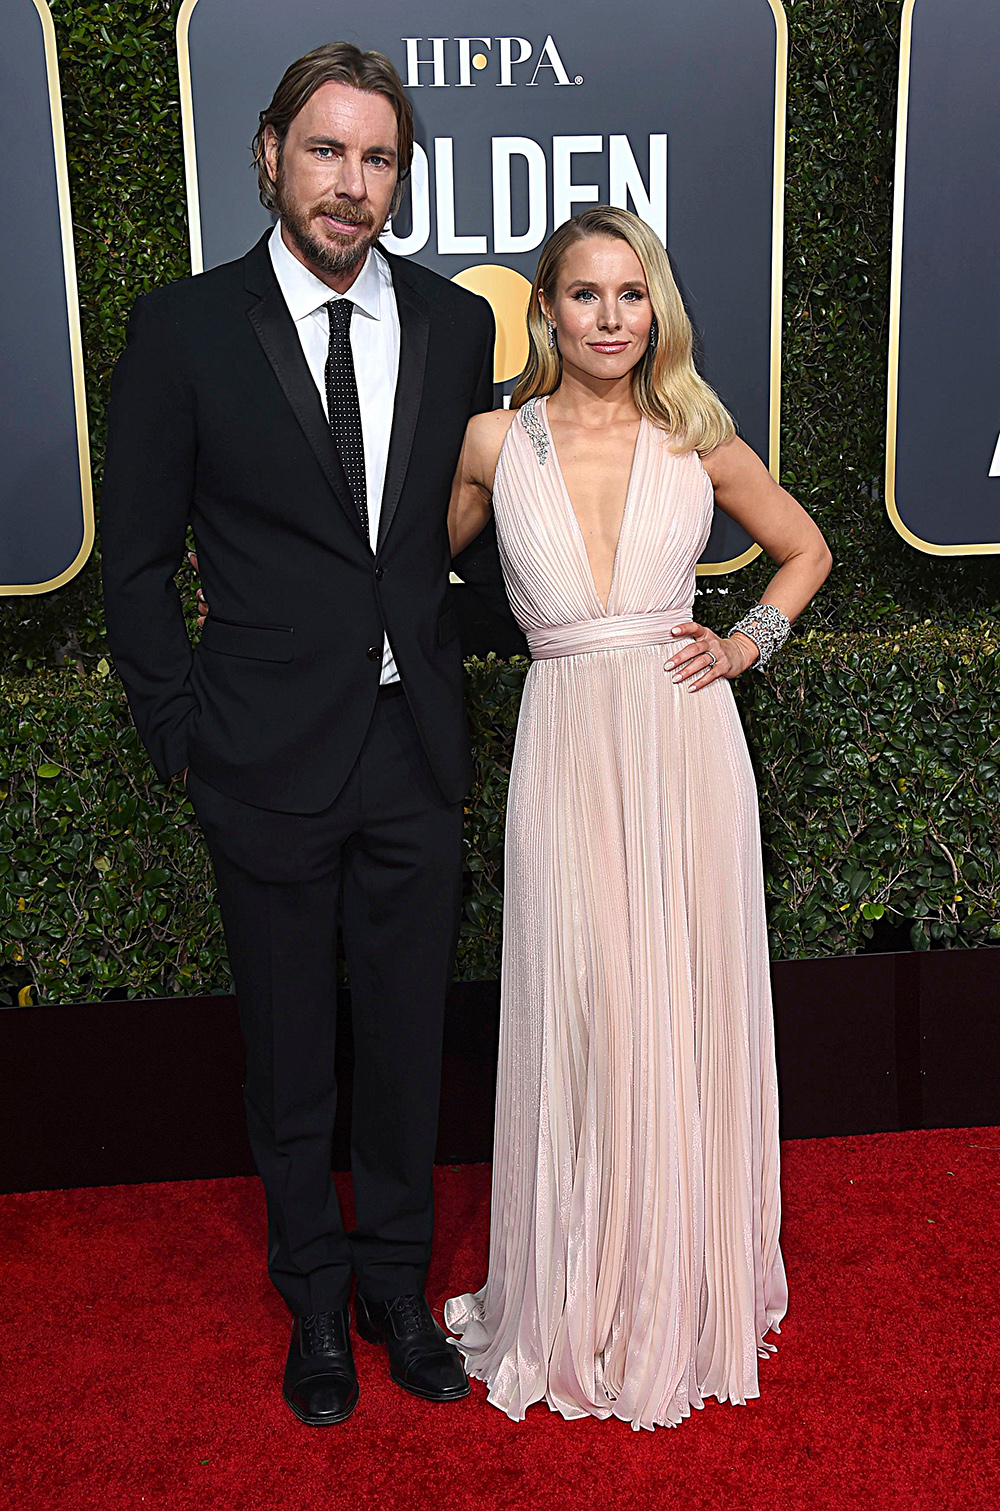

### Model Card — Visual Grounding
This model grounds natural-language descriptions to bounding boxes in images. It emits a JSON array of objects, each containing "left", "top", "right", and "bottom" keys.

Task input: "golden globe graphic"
[
  {"left": 452, "top": 264, "right": 533, "bottom": 384},
  {"left": 177, "top": 0, "right": 787, "bottom": 570}
]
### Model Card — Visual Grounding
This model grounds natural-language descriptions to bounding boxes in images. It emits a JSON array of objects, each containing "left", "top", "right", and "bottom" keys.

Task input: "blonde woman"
[{"left": 444, "top": 206, "right": 831, "bottom": 1429}]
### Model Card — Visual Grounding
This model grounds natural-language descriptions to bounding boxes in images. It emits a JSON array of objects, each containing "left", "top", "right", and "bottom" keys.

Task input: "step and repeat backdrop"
[
  {"left": 4, "top": 0, "right": 997, "bottom": 596},
  {"left": 1, "top": 0, "right": 92, "bottom": 596},
  {"left": 176, "top": 0, "right": 787, "bottom": 573},
  {"left": 887, "top": 0, "right": 1000, "bottom": 554}
]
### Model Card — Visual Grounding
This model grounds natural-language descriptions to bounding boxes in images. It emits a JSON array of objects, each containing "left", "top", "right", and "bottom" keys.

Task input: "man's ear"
[{"left": 263, "top": 123, "right": 280, "bottom": 182}]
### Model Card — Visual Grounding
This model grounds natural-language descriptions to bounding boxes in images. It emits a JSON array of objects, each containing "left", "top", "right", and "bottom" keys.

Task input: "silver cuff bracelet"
[{"left": 728, "top": 602, "right": 791, "bottom": 671}]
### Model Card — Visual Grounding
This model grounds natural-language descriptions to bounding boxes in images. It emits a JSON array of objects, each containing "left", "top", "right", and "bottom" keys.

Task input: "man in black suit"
[{"left": 101, "top": 43, "right": 496, "bottom": 1425}]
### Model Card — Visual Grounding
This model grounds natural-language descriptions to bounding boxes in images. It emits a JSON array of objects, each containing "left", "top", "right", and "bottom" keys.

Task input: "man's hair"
[{"left": 252, "top": 42, "right": 414, "bottom": 216}]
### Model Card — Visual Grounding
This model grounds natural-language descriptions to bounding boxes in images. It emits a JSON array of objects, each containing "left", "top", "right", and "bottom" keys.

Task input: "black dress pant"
[{"left": 186, "top": 687, "right": 464, "bottom": 1316}]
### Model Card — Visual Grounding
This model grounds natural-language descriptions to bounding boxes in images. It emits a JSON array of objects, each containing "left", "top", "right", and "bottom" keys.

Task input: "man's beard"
[{"left": 275, "top": 172, "right": 384, "bottom": 278}]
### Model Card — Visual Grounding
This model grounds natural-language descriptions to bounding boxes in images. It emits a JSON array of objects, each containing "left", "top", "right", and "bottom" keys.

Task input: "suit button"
[
  {"left": 375, "top": 566, "right": 384, "bottom": 581},
  {"left": 367, "top": 646, "right": 381, "bottom": 662}
]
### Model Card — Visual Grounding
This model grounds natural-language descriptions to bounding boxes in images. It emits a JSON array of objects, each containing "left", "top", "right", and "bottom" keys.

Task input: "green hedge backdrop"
[{"left": 3, "top": 1, "right": 999, "bottom": 1003}]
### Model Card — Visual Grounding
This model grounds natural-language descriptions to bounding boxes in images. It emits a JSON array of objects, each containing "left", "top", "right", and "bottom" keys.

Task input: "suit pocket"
[
  {"left": 437, "top": 603, "right": 459, "bottom": 646},
  {"left": 200, "top": 617, "right": 294, "bottom": 663}
]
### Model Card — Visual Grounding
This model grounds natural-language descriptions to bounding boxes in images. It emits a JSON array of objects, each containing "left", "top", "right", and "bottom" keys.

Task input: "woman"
[{"left": 443, "top": 206, "right": 831, "bottom": 1430}]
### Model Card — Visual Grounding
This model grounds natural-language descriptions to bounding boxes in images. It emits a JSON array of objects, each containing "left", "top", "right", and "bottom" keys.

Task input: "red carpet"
[{"left": 2, "top": 1127, "right": 998, "bottom": 1511}]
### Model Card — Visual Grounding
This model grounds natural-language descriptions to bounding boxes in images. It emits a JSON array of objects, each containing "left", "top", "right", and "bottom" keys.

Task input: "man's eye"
[
  {"left": 367, "top": 156, "right": 391, "bottom": 169},
  {"left": 315, "top": 147, "right": 334, "bottom": 159}
]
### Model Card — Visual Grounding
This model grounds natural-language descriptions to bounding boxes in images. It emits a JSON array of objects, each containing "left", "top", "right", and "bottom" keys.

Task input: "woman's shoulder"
[
  {"left": 469, "top": 405, "right": 519, "bottom": 441},
  {"left": 461, "top": 407, "right": 520, "bottom": 492},
  {"left": 467, "top": 406, "right": 519, "bottom": 461}
]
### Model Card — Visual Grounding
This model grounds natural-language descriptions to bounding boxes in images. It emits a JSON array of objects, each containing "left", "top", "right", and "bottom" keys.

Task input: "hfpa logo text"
[{"left": 403, "top": 37, "right": 583, "bottom": 89}]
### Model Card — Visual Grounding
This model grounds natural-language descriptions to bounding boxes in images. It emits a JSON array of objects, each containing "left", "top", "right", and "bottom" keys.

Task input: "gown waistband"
[{"left": 525, "top": 609, "right": 694, "bottom": 661}]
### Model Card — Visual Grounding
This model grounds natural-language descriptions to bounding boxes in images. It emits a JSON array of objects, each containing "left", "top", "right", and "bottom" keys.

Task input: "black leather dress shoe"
[
  {"left": 283, "top": 1308, "right": 359, "bottom": 1425},
  {"left": 355, "top": 1293, "right": 470, "bottom": 1402}
]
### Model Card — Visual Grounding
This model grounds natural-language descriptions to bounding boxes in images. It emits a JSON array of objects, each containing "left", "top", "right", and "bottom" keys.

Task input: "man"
[{"left": 101, "top": 43, "right": 496, "bottom": 1425}]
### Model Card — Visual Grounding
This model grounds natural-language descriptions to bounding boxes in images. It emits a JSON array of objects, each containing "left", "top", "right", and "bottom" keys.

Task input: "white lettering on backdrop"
[{"left": 382, "top": 134, "right": 668, "bottom": 256}]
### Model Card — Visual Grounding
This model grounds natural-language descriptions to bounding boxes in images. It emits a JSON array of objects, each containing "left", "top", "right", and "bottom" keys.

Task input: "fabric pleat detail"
[{"left": 445, "top": 399, "right": 787, "bottom": 1430}]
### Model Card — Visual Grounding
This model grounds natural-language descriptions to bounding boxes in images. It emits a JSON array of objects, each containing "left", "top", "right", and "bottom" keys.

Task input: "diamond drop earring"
[
  {"left": 648, "top": 316, "right": 659, "bottom": 354},
  {"left": 547, "top": 320, "right": 556, "bottom": 349}
]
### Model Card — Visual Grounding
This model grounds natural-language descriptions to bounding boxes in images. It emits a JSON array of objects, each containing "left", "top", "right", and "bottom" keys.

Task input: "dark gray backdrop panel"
[
  {"left": 0, "top": 0, "right": 91, "bottom": 592},
  {"left": 183, "top": 0, "right": 783, "bottom": 567},
  {"left": 890, "top": 0, "right": 1000, "bottom": 551}
]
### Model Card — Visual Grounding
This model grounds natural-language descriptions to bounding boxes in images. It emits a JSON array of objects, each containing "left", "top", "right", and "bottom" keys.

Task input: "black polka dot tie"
[{"left": 325, "top": 298, "right": 369, "bottom": 538}]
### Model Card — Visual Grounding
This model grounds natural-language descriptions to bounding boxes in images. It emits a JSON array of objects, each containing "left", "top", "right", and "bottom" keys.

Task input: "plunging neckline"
[{"left": 541, "top": 395, "right": 645, "bottom": 617}]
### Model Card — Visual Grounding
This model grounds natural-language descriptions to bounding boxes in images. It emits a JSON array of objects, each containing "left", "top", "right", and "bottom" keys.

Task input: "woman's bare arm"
[
  {"left": 447, "top": 409, "right": 517, "bottom": 556},
  {"left": 668, "top": 435, "right": 832, "bottom": 690},
  {"left": 703, "top": 435, "right": 832, "bottom": 623}
]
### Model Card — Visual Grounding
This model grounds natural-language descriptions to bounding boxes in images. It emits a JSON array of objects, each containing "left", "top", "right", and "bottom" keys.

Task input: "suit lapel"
[
  {"left": 243, "top": 234, "right": 367, "bottom": 544},
  {"left": 378, "top": 255, "right": 430, "bottom": 550}
]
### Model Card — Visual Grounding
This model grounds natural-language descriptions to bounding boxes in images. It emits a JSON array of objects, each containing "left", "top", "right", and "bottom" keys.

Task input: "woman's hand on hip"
[{"left": 664, "top": 621, "right": 759, "bottom": 691}]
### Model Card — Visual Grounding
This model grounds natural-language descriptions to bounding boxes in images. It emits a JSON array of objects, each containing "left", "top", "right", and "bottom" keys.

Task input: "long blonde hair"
[{"left": 510, "top": 205, "right": 735, "bottom": 455}]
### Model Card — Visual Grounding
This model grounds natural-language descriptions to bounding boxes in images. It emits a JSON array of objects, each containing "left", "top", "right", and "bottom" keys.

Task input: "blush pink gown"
[{"left": 445, "top": 396, "right": 787, "bottom": 1431}]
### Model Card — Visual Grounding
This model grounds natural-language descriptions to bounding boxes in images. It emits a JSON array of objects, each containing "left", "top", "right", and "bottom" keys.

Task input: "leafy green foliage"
[
  {"left": 746, "top": 628, "right": 1000, "bottom": 955},
  {"left": 5, "top": 635, "right": 999, "bottom": 1002},
  {"left": 1, "top": 670, "right": 219, "bottom": 1006}
]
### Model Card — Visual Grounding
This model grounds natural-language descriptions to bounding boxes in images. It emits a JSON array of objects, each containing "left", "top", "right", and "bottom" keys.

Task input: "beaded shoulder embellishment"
[{"left": 519, "top": 397, "right": 549, "bottom": 466}]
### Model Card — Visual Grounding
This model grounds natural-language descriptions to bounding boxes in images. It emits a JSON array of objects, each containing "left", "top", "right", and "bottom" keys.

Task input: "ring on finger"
[{"left": 706, "top": 651, "right": 717, "bottom": 669}]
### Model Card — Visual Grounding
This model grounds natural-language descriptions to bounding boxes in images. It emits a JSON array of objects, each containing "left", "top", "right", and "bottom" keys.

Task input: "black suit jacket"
[{"left": 101, "top": 232, "right": 497, "bottom": 812}]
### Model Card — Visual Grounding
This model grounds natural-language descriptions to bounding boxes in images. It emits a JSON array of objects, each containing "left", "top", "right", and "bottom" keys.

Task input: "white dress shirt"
[{"left": 269, "top": 223, "right": 401, "bottom": 684}]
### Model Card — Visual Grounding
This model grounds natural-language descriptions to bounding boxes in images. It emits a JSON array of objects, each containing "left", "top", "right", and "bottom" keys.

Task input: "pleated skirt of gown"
[{"left": 445, "top": 647, "right": 787, "bottom": 1430}]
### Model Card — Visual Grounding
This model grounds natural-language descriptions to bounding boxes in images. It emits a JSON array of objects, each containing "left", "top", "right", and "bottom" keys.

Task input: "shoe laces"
[
  {"left": 387, "top": 1294, "right": 434, "bottom": 1336},
  {"left": 302, "top": 1311, "right": 342, "bottom": 1354}
]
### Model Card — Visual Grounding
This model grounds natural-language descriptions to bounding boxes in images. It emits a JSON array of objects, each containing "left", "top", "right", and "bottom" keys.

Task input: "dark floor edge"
[{"left": 2, "top": 949, "right": 999, "bottom": 1192}]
